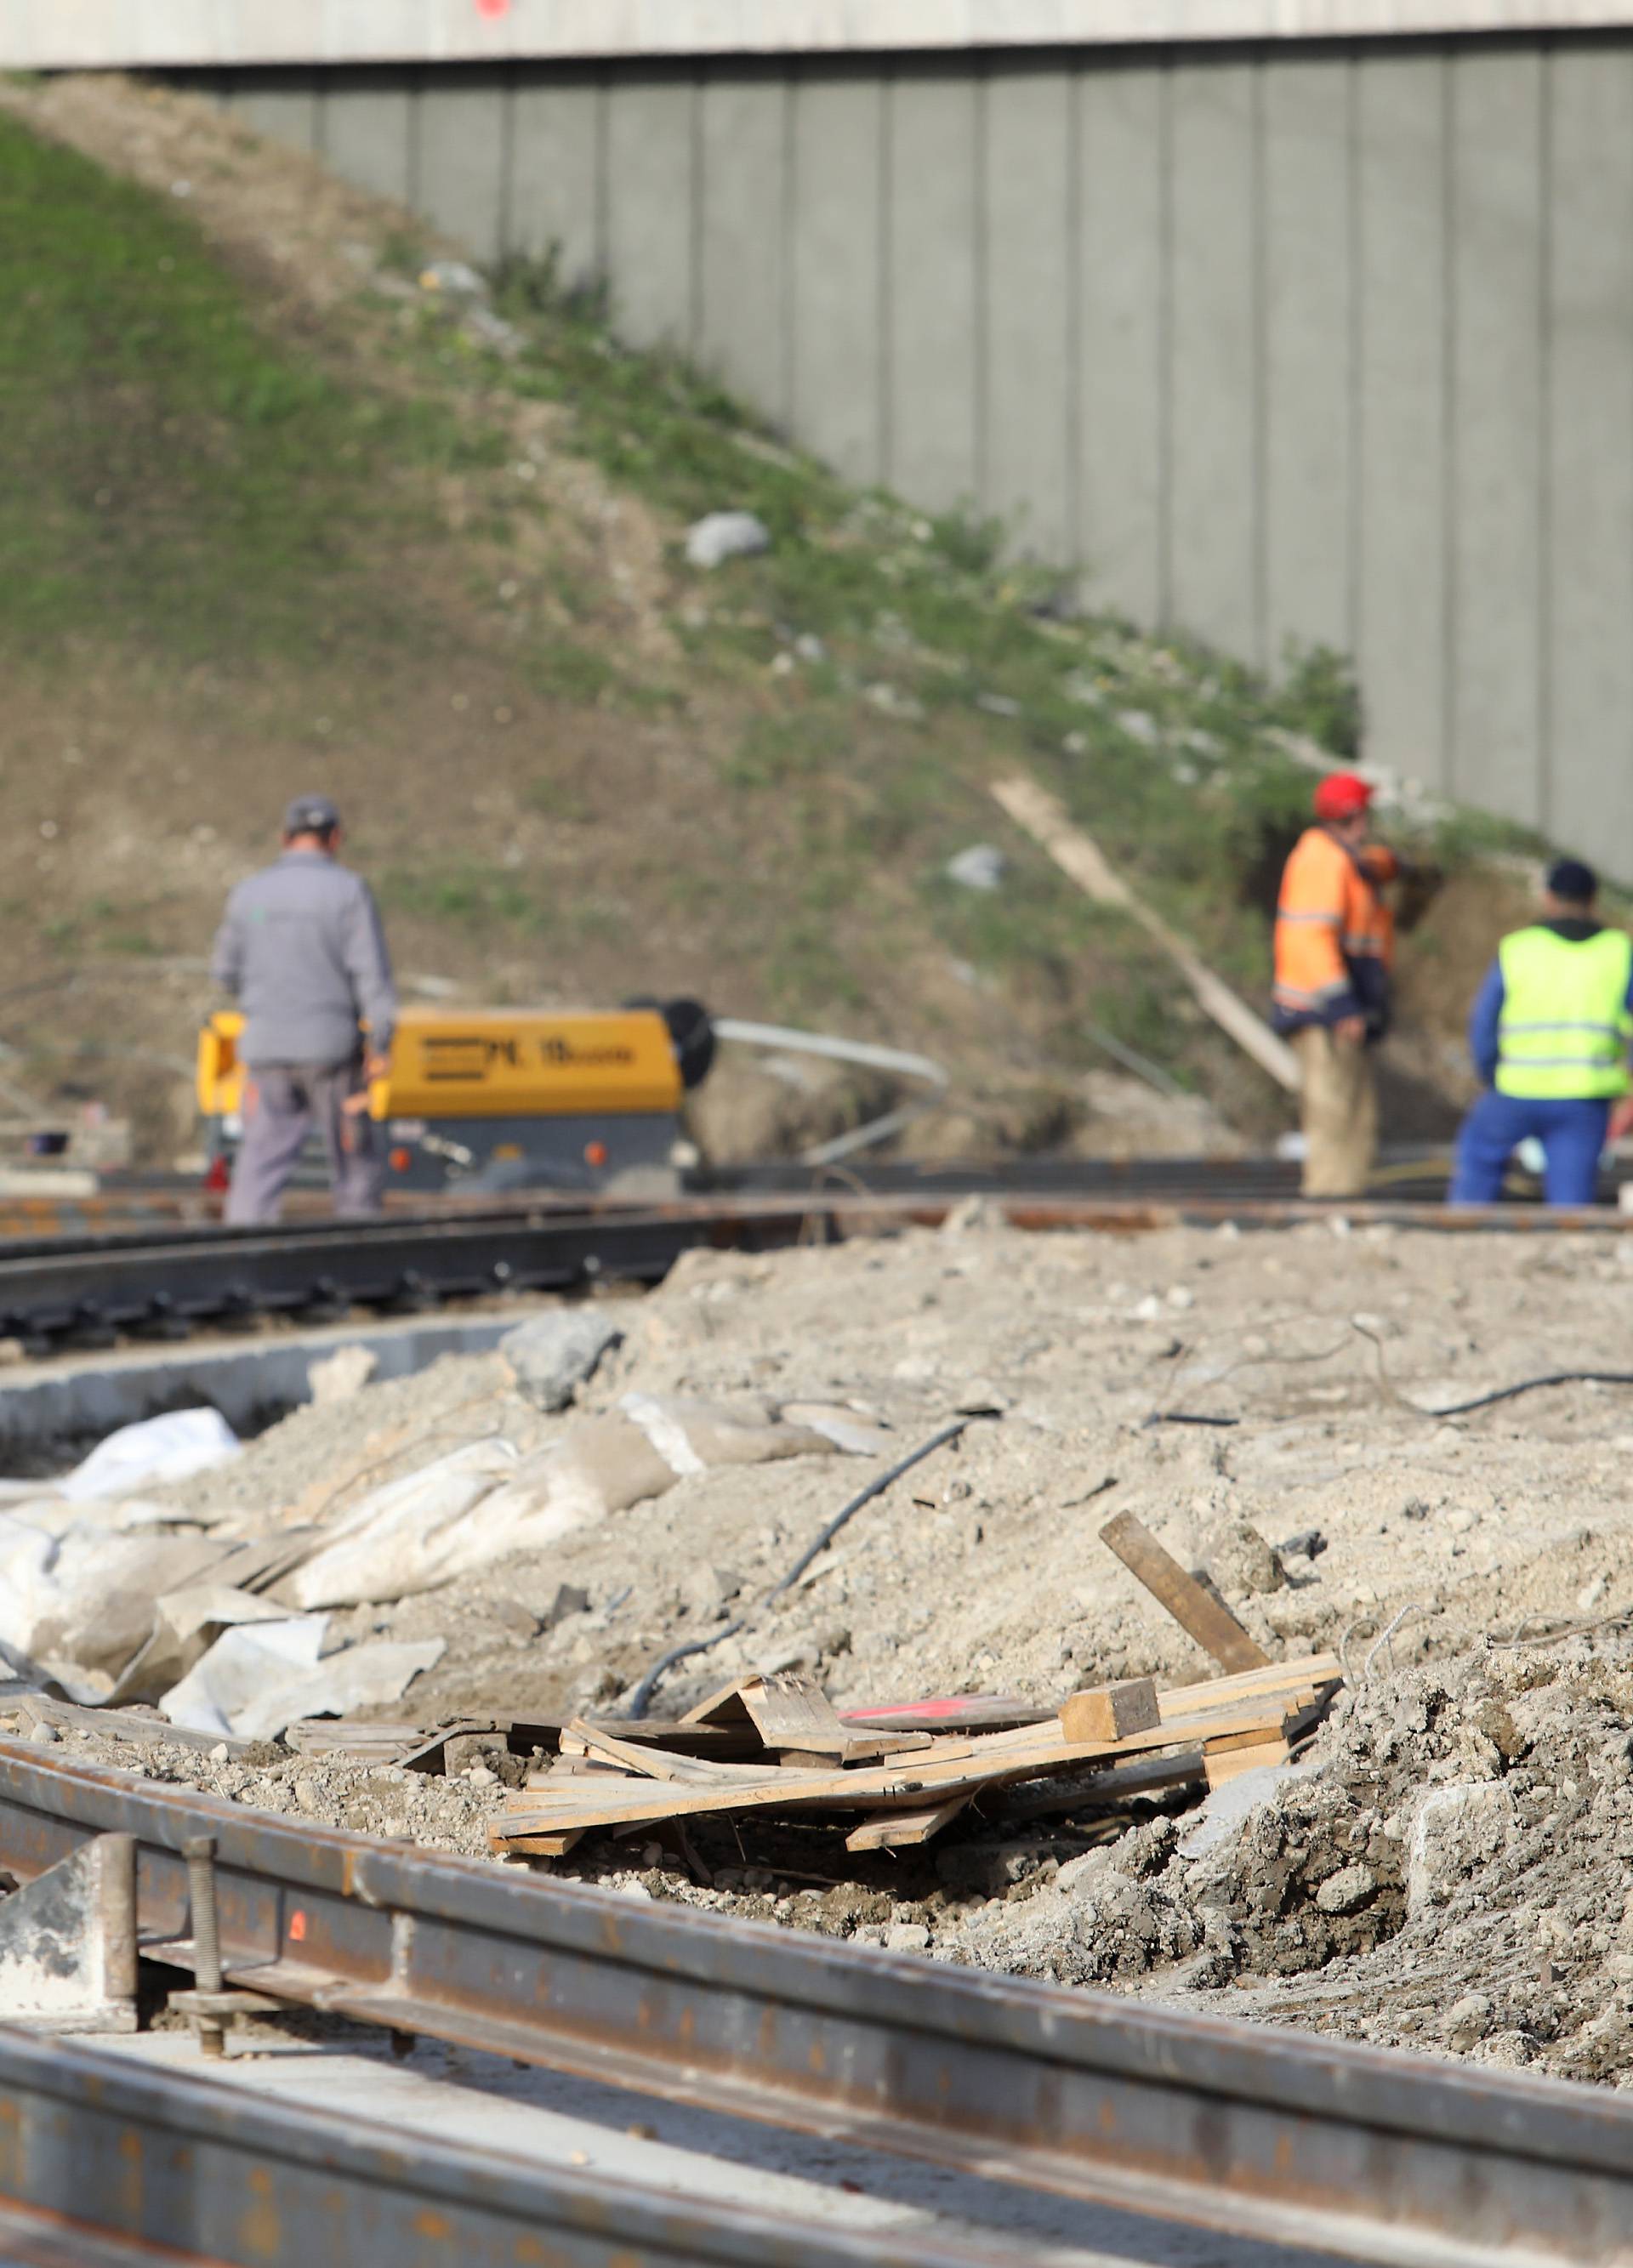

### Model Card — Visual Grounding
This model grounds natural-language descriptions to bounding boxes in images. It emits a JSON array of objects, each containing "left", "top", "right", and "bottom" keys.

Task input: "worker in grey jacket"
[{"left": 210, "top": 794, "right": 397, "bottom": 1225}]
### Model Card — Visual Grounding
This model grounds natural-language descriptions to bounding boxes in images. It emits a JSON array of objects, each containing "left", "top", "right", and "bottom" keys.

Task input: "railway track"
[
  {"left": 0, "top": 1742, "right": 1626, "bottom": 2268},
  {"left": 0, "top": 1165, "right": 1627, "bottom": 1353}
]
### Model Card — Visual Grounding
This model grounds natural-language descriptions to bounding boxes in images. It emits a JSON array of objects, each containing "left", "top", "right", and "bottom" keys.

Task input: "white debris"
[
  {"left": 685, "top": 511, "right": 771, "bottom": 570},
  {"left": 60, "top": 1409, "right": 239, "bottom": 1502},
  {"left": 944, "top": 844, "right": 1007, "bottom": 893},
  {"left": 160, "top": 1616, "right": 445, "bottom": 1742},
  {"left": 308, "top": 1344, "right": 379, "bottom": 1406}
]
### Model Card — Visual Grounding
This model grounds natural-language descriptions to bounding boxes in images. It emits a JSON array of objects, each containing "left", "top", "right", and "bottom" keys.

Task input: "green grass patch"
[{"left": 0, "top": 117, "right": 480, "bottom": 667}]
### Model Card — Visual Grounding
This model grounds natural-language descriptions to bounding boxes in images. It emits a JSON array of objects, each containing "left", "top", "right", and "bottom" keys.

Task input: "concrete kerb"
[{"left": 0, "top": 1308, "right": 557, "bottom": 1464}]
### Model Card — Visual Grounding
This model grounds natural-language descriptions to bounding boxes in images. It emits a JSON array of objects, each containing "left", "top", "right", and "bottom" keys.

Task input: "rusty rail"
[
  {"left": 0, "top": 2025, "right": 995, "bottom": 2267},
  {"left": 0, "top": 1743, "right": 1628, "bottom": 2267}
]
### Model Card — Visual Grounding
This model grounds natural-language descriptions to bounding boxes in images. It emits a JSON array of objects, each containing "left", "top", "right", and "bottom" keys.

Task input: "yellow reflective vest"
[{"left": 1495, "top": 925, "right": 1633, "bottom": 1100}]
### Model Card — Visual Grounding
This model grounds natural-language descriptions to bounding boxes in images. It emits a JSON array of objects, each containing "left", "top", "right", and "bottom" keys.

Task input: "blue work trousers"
[{"left": 1448, "top": 1089, "right": 1610, "bottom": 1208}]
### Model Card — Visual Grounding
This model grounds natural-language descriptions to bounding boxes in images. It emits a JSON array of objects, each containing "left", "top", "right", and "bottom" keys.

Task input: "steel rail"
[
  {"left": 0, "top": 1745, "right": 1628, "bottom": 2268},
  {"left": 0, "top": 2026, "right": 1001, "bottom": 2268},
  {"left": 3, "top": 1179, "right": 1633, "bottom": 1350}
]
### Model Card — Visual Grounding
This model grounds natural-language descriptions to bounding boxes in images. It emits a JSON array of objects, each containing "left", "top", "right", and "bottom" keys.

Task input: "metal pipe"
[{"left": 182, "top": 1834, "right": 225, "bottom": 2058}]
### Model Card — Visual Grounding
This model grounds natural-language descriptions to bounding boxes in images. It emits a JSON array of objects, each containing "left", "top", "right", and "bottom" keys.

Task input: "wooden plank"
[
  {"left": 1204, "top": 1740, "right": 1289, "bottom": 1790},
  {"left": 570, "top": 1721, "right": 794, "bottom": 1786},
  {"left": 780, "top": 1731, "right": 935, "bottom": 1767},
  {"left": 995, "top": 1748, "right": 1207, "bottom": 1825},
  {"left": 839, "top": 1696, "right": 1051, "bottom": 1735},
  {"left": 494, "top": 1699, "right": 1299, "bottom": 1836},
  {"left": 992, "top": 776, "right": 1300, "bottom": 1093},
  {"left": 1155, "top": 1654, "right": 1341, "bottom": 1720},
  {"left": 488, "top": 1825, "right": 585, "bottom": 1856},
  {"left": 738, "top": 1674, "right": 851, "bottom": 1756},
  {"left": 1100, "top": 1511, "right": 1271, "bottom": 1674},
  {"left": 845, "top": 1794, "right": 971, "bottom": 1851},
  {"left": 1058, "top": 1678, "right": 1160, "bottom": 1744},
  {"left": 1203, "top": 1720, "right": 1299, "bottom": 1757},
  {"left": 679, "top": 1677, "right": 759, "bottom": 1730}
]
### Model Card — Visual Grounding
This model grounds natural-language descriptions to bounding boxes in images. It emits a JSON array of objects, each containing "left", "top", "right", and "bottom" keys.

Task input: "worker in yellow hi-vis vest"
[{"left": 1449, "top": 858, "right": 1633, "bottom": 1208}]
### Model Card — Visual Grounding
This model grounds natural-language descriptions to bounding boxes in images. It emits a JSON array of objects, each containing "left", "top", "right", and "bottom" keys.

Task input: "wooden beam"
[
  {"left": 1058, "top": 1678, "right": 1160, "bottom": 1744},
  {"left": 1099, "top": 1511, "right": 1270, "bottom": 1674},
  {"left": 992, "top": 775, "right": 1300, "bottom": 1093},
  {"left": 845, "top": 1795, "right": 971, "bottom": 1851}
]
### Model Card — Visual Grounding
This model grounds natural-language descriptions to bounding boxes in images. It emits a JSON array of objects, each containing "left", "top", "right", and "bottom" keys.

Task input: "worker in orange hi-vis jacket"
[{"left": 1272, "top": 772, "right": 1399, "bottom": 1199}]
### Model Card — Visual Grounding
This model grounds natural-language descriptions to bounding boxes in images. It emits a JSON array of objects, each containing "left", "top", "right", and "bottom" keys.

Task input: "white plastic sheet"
[
  {"left": 0, "top": 1515, "right": 227, "bottom": 1696},
  {"left": 60, "top": 1408, "right": 239, "bottom": 1501},
  {"left": 159, "top": 1616, "right": 445, "bottom": 1741},
  {"left": 284, "top": 1398, "right": 842, "bottom": 1611}
]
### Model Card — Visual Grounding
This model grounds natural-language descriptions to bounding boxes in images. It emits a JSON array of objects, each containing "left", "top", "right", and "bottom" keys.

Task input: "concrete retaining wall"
[{"left": 209, "top": 36, "right": 1633, "bottom": 866}]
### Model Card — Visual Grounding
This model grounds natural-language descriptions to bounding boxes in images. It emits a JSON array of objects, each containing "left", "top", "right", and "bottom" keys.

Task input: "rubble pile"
[{"left": 9, "top": 1218, "right": 1633, "bottom": 2081}]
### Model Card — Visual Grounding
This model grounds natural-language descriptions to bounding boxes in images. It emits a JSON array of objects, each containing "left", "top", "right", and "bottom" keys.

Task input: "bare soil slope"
[{"left": 0, "top": 76, "right": 1543, "bottom": 1164}]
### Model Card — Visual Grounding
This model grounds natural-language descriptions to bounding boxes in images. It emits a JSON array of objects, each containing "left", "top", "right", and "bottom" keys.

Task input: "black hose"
[
  {"left": 769, "top": 1418, "right": 977, "bottom": 1597},
  {"left": 1142, "top": 1411, "right": 1240, "bottom": 1429},
  {"left": 627, "top": 1620, "right": 743, "bottom": 1722},
  {"left": 624, "top": 1416, "right": 987, "bottom": 1719},
  {"left": 1425, "top": 1369, "right": 1633, "bottom": 1419}
]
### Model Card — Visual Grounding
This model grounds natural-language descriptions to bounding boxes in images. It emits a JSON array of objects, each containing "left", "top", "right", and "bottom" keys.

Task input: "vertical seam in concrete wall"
[
  {"left": 789, "top": 64, "right": 798, "bottom": 440},
  {"left": 879, "top": 62, "right": 896, "bottom": 489},
  {"left": 1065, "top": 56, "right": 1085, "bottom": 578},
  {"left": 975, "top": 62, "right": 992, "bottom": 519},
  {"left": 407, "top": 65, "right": 424, "bottom": 213},
  {"left": 497, "top": 65, "right": 516, "bottom": 259},
  {"left": 593, "top": 69, "right": 611, "bottom": 282},
  {"left": 1442, "top": 46, "right": 1459, "bottom": 797},
  {"left": 1537, "top": 37, "right": 1555, "bottom": 835},
  {"left": 778, "top": 70, "right": 796, "bottom": 433},
  {"left": 1250, "top": 54, "right": 1270, "bottom": 673},
  {"left": 1158, "top": 54, "right": 1175, "bottom": 630},
  {"left": 1346, "top": 43, "right": 1363, "bottom": 664},
  {"left": 688, "top": 71, "right": 704, "bottom": 359}
]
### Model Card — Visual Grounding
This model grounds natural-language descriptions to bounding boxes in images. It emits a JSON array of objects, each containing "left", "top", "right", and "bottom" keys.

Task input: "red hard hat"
[{"left": 1313, "top": 770, "right": 1374, "bottom": 821}]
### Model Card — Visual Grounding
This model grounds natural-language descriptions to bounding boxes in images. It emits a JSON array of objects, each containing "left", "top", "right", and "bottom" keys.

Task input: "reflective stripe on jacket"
[
  {"left": 1494, "top": 926, "right": 1633, "bottom": 1100},
  {"left": 1272, "top": 827, "right": 1397, "bottom": 1035}
]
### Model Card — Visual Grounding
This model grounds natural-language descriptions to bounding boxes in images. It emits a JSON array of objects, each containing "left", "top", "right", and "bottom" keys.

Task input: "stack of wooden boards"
[{"left": 489, "top": 1651, "right": 1344, "bottom": 1862}]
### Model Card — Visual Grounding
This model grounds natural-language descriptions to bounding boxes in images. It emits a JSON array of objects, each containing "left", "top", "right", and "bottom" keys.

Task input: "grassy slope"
[{"left": 0, "top": 91, "right": 1549, "bottom": 1157}]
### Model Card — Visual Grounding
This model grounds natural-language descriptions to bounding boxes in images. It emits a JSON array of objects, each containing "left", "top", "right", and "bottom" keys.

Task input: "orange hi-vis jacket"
[{"left": 1272, "top": 826, "right": 1398, "bottom": 1037}]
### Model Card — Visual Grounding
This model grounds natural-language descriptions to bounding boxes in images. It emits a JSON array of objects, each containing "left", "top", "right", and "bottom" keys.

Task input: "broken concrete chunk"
[
  {"left": 1203, "top": 1519, "right": 1286, "bottom": 1599},
  {"left": 308, "top": 1344, "right": 378, "bottom": 1406},
  {"left": 500, "top": 1310, "right": 624, "bottom": 1413},
  {"left": 1406, "top": 1780, "right": 1516, "bottom": 1914},
  {"left": 1313, "top": 1862, "right": 1377, "bottom": 1915}
]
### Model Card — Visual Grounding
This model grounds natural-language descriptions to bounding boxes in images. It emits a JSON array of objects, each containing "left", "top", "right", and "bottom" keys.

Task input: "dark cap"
[
  {"left": 1547, "top": 855, "right": 1598, "bottom": 906},
  {"left": 283, "top": 793, "right": 340, "bottom": 837}
]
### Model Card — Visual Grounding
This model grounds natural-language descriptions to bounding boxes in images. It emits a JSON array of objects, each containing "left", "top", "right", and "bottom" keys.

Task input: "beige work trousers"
[{"left": 1291, "top": 1025, "right": 1378, "bottom": 1199}]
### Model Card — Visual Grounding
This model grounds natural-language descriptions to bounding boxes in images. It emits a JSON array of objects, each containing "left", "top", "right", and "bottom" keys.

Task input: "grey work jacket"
[{"left": 210, "top": 851, "right": 397, "bottom": 1068}]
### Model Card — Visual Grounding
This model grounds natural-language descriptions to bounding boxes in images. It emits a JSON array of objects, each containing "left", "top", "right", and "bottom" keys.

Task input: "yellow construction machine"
[{"left": 196, "top": 999, "right": 714, "bottom": 1197}]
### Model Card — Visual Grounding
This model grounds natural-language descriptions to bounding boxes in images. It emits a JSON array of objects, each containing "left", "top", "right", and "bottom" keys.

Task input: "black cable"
[
  {"left": 624, "top": 1415, "right": 989, "bottom": 1719},
  {"left": 1425, "top": 1370, "right": 1633, "bottom": 1419},
  {"left": 1142, "top": 1412, "right": 1240, "bottom": 1429},
  {"left": 626, "top": 1620, "right": 743, "bottom": 1721},
  {"left": 769, "top": 1418, "right": 978, "bottom": 1597}
]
